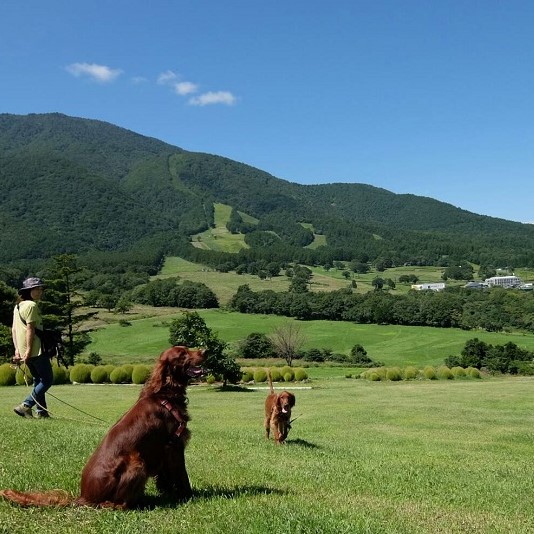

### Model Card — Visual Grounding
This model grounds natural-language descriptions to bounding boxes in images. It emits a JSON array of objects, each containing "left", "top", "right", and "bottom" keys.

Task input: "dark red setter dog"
[
  {"left": 0, "top": 346, "right": 205, "bottom": 509},
  {"left": 264, "top": 371, "right": 296, "bottom": 444}
]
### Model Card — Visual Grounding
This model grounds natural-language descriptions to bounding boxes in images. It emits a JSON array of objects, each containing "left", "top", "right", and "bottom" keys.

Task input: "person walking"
[{"left": 12, "top": 277, "right": 53, "bottom": 419}]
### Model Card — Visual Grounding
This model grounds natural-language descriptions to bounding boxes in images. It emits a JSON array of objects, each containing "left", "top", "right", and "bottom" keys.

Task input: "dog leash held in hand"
[{"left": 15, "top": 362, "right": 109, "bottom": 425}]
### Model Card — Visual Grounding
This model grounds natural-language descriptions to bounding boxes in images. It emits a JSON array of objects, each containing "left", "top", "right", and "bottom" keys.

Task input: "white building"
[
  {"left": 484, "top": 276, "right": 522, "bottom": 288},
  {"left": 411, "top": 283, "right": 446, "bottom": 291}
]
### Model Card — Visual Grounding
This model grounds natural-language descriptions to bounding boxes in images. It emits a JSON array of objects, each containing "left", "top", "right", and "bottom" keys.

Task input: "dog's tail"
[
  {"left": 0, "top": 489, "right": 74, "bottom": 507},
  {"left": 267, "top": 369, "right": 274, "bottom": 394}
]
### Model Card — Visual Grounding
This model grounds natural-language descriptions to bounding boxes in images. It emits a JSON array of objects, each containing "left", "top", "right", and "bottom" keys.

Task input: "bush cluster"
[
  {"left": 0, "top": 362, "right": 154, "bottom": 386},
  {"left": 244, "top": 366, "right": 309, "bottom": 384},
  {"left": 358, "top": 365, "right": 484, "bottom": 382}
]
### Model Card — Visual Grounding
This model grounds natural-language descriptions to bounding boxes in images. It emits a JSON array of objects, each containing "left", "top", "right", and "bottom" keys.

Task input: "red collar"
[{"left": 161, "top": 399, "right": 186, "bottom": 438}]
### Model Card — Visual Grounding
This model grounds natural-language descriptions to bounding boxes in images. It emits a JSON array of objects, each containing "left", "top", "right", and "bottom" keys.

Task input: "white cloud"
[
  {"left": 157, "top": 70, "right": 178, "bottom": 85},
  {"left": 66, "top": 62, "right": 122, "bottom": 83},
  {"left": 189, "top": 91, "right": 237, "bottom": 106},
  {"left": 131, "top": 76, "right": 148, "bottom": 84},
  {"left": 174, "top": 81, "right": 198, "bottom": 95}
]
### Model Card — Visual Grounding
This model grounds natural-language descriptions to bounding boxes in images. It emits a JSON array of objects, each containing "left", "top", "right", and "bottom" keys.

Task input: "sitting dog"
[
  {"left": 264, "top": 371, "right": 296, "bottom": 444},
  {"left": 0, "top": 346, "right": 204, "bottom": 509}
]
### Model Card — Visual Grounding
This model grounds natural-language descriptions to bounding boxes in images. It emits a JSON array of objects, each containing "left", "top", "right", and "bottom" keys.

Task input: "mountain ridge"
[{"left": 1, "top": 112, "right": 533, "bottom": 267}]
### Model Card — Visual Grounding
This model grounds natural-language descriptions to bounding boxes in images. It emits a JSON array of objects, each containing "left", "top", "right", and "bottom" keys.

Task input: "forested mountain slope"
[{"left": 1, "top": 112, "right": 533, "bottom": 267}]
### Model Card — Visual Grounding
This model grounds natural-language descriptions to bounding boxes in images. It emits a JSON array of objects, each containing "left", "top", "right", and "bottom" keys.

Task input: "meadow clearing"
[
  {"left": 86, "top": 307, "right": 534, "bottom": 369},
  {"left": 0, "top": 373, "right": 533, "bottom": 533}
]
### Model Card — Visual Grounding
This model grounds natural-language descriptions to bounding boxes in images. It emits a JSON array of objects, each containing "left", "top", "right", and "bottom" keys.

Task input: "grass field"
[
  {"left": 1, "top": 376, "right": 533, "bottom": 533},
  {"left": 84, "top": 308, "right": 534, "bottom": 369}
]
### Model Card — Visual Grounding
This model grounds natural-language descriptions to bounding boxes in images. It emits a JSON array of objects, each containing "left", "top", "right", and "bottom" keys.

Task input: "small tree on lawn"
[
  {"left": 269, "top": 322, "right": 306, "bottom": 367},
  {"left": 168, "top": 311, "right": 240, "bottom": 386},
  {"left": 42, "top": 254, "right": 96, "bottom": 366}
]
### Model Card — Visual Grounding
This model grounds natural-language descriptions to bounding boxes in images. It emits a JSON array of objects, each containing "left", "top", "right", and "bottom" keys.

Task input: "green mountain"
[{"left": 1, "top": 112, "right": 533, "bottom": 267}]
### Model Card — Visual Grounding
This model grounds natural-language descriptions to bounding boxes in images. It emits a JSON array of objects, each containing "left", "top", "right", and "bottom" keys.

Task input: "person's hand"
[
  {"left": 23, "top": 351, "right": 31, "bottom": 363},
  {"left": 12, "top": 354, "right": 22, "bottom": 365}
]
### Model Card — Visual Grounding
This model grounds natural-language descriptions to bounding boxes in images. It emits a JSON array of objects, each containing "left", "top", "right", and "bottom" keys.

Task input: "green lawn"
[
  {"left": 1, "top": 376, "right": 533, "bottom": 533},
  {"left": 85, "top": 308, "right": 534, "bottom": 369}
]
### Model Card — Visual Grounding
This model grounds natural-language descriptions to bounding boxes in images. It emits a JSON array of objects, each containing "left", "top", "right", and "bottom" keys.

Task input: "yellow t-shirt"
[{"left": 13, "top": 300, "right": 43, "bottom": 357}]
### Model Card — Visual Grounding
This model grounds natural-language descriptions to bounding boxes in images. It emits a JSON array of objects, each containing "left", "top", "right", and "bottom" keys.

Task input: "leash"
[
  {"left": 14, "top": 362, "right": 109, "bottom": 425},
  {"left": 289, "top": 414, "right": 302, "bottom": 425}
]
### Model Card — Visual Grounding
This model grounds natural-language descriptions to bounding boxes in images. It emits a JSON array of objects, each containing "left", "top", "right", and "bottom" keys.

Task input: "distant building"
[
  {"left": 411, "top": 282, "right": 445, "bottom": 291},
  {"left": 464, "top": 281, "right": 488, "bottom": 289},
  {"left": 484, "top": 276, "right": 522, "bottom": 288}
]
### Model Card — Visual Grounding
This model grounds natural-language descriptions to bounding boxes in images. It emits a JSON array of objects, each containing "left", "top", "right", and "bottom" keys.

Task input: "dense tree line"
[
  {"left": 130, "top": 278, "right": 218, "bottom": 308},
  {"left": 229, "top": 284, "right": 534, "bottom": 333},
  {"left": 446, "top": 338, "right": 534, "bottom": 375}
]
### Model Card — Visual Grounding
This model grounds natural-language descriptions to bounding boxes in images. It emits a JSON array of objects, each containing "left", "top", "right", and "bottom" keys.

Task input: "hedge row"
[
  {"left": 241, "top": 366, "right": 309, "bottom": 384},
  {"left": 354, "top": 365, "right": 482, "bottom": 381},
  {"left": 0, "top": 362, "right": 153, "bottom": 386}
]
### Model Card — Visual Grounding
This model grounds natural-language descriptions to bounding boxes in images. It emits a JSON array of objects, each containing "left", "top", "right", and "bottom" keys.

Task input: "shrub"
[
  {"left": 437, "top": 366, "right": 454, "bottom": 380},
  {"left": 283, "top": 372, "right": 293, "bottom": 382},
  {"left": 70, "top": 364, "right": 94, "bottom": 384},
  {"left": 451, "top": 366, "right": 466, "bottom": 378},
  {"left": 132, "top": 365, "right": 151, "bottom": 384},
  {"left": 110, "top": 367, "right": 130, "bottom": 384},
  {"left": 269, "top": 367, "right": 282, "bottom": 382},
  {"left": 423, "top": 366, "right": 437, "bottom": 380},
  {"left": 206, "top": 374, "right": 216, "bottom": 385},
  {"left": 512, "top": 360, "right": 534, "bottom": 376},
  {"left": 91, "top": 366, "right": 110, "bottom": 384},
  {"left": 86, "top": 352, "right": 102, "bottom": 365},
  {"left": 294, "top": 368, "right": 308, "bottom": 381},
  {"left": 16, "top": 365, "right": 32, "bottom": 385},
  {"left": 52, "top": 364, "right": 69, "bottom": 385},
  {"left": 241, "top": 370, "right": 254, "bottom": 383},
  {"left": 119, "top": 319, "right": 132, "bottom": 327},
  {"left": 386, "top": 367, "right": 402, "bottom": 381},
  {"left": 368, "top": 372, "right": 381, "bottom": 381},
  {"left": 467, "top": 367, "right": 482, "bottom": 379},
  {"left": 121, "top": 365, "right": 134, "bottom": 381},
  {"left": 253, "top": 369, "right": 268, "bottom": 383},
  {"left": 0, "top": 363, "right": 16, "bottom": 386},
  {"left": 102, "top": 365, "right": 116, "bottom": 380},
  {"left": 404, "top": 366, "right": 419, "bottom": 380},
  {"left": 280, "top": 366, "right": 294, "bottom": 381}
]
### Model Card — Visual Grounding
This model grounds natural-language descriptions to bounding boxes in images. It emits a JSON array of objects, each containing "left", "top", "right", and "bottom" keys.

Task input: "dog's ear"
[
  {"left": 145, "top": 346, "right": 188, "bottom": 393},
  {"left": 288, "top": 393, "right": 296, "bottom": 408}
]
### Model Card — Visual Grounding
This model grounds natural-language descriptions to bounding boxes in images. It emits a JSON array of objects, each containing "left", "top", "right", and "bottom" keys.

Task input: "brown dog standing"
[{"left": 264, "top": 371, "right": 295, "bottom": 444}]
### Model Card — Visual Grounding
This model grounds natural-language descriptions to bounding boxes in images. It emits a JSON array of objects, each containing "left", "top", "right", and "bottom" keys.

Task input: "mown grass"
[
  {"left": 1, "top": 376, "right": 533, "bottom": 533},
  {"left": 86, "top": 308, "right": 534, "bottom": 368},
  {"left": 191, "top": 203, "right": 249, "bottom": 253}
]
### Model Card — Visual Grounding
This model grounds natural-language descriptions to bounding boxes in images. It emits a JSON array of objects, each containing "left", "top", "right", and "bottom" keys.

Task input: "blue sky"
[{"left": 2, "top": 1, "right": 533, "bottom": 223}]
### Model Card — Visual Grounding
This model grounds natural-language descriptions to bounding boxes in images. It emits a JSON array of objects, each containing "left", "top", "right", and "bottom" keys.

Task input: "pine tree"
[{"left": 42, "top": 254, "right": 96, "bottom": 366}]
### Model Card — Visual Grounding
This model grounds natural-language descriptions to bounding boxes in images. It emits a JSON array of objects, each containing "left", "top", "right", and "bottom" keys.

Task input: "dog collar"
[{"left": 161, "top": 399, "right": 186, "bottom": 438}]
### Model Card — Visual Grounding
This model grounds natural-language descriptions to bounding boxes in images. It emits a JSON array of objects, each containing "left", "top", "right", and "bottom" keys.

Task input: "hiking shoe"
[
  {"left": 35, "top": 411, "right": 50, "bottom": 419},
  {"left": 14, "top": 403, "right": 33, "bottom": 419}
]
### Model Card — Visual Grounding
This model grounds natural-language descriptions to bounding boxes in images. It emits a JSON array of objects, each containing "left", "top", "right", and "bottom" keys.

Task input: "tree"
[
  {"left": 239, "top": 332, "right": 276, "bottom": 359},
  {"left": 168, "top": 311, "right": 240, "bottom": 385},
  {"left": 269, "top": 322, "right": 306, "bottom": 366},
  {"left": 372, "top": 277, "right": 384, "bottom": 290},
  {"left": 42, "top": 255, "right": 96, "bottom": 366}
]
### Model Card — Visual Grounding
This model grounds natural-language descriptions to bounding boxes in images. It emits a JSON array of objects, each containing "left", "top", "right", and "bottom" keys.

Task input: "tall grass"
[{"left": 1, "top": 376, "right": 533, "bottom": 533}]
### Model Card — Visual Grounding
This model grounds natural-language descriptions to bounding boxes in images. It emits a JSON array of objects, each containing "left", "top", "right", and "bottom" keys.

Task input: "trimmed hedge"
[
  {"left": 70, "top": 364, "right": 94, "bottom": 384},
  {"left": 253, "top": 369, "right": 268, "bottom": 383},
  {"left": 110, "top": 367, "right": 131, "bottom": 384},
  {"left": 132, "top": 364, "right": 151, "bottom": 384},
  {"left": 0, "top": 363, "right": 16, "bottom": 386}
]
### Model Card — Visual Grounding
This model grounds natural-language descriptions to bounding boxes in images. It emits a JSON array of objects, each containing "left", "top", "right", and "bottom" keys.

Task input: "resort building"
[{"left": 484, "top": 276, "right": 522, "bottom": 288}]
